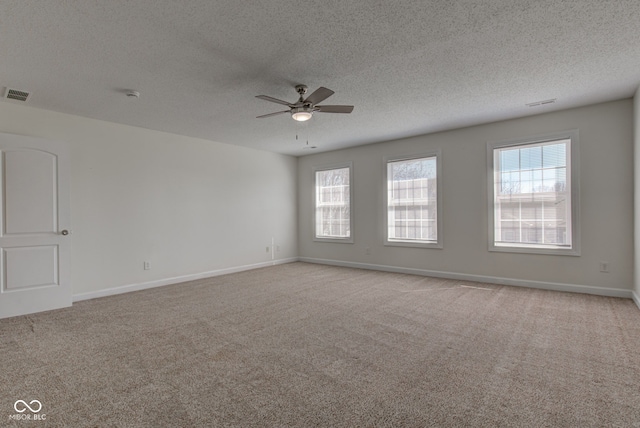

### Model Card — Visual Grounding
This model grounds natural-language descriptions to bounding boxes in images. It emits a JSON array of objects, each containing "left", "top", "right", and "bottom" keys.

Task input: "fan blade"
[
  {"left": 315, "top": 105, "right": 354, "bottom": 114},
  {"left": 304, "top": 87, "right": 334, "bottom": 105},
  {"left": 255, "top": 95, "right": 292, "bottom": 106},
  {"left": 256, "top": 110, "right": 290, "bottom": 119}
]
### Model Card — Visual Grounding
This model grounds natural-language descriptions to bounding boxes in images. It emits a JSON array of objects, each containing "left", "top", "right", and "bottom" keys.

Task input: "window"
[
  {"left": 314, "top": 163, "right": 353, "bottom": 242},
  {"left": 385, "top": 153, "right": 442, "bottom": 248},
  {"left": 488, "top": 131, "right": 579, "bottom": 255}
]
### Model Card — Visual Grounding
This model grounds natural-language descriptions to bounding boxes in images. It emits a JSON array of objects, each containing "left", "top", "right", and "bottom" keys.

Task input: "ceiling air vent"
[
  {"left": 526, "top": 98, "right": 556, "bottom": 107},
  {"left": 4, "top": 88, "right": 31, "bottom": 102}
]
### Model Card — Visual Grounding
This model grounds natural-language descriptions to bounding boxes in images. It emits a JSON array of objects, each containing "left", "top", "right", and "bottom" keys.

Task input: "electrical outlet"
[
  {"left": 266, "top": 246, "right": 270, "bottom": 253},
  {"left": 365, "top": 247, "right": 371, "bottom": 255},
  {"left": 276, "top": 245, "right": 280, "bottom": 253},
  {"left": 144, "top": 261, "right": 151, "bottom": 270},
  {"left": 599, "top": 262, "right": 609, "bottom": 273}
]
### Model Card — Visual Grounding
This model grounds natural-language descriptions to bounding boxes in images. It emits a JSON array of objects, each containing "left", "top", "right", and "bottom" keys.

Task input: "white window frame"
[
  {"left": 313, "top": 162, "right": 354, "bottom": 244},
  {"left": 384, "top": 152, "right": 443, "bottom": 249},
  {"left": 487, "top": 130, "right": 580, "bottom": 256}
]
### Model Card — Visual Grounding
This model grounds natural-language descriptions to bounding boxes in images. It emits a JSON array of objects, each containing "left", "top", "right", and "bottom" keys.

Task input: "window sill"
[
  {"left": 489, "top": 244, "right": 580, "bottom": 256},
  {"left": 385, "top": 240, "right": 443, "bottom": 249},
  {"left": 313, "top": 236, "right": 354, "bottom": 244}
]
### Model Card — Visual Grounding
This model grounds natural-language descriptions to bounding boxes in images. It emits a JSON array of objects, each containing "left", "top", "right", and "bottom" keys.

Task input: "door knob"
[{"left": 61, "top": 230, "right": 69, "bottom": 236}]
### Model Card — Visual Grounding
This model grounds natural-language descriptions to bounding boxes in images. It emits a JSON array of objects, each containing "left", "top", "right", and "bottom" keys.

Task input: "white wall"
[
  {"left": 634, "top": 87, "right": 640, "bottom": 306},
  {"left": 0, "top": 102, "right": 297, "bottom": 296},
  {"left": 298, "top": 100, "right": 634, "bottom": 295}
]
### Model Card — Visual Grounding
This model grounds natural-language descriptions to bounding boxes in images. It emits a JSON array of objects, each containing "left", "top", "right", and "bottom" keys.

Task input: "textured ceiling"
[{"left": 1, "top": 1, "right": 639, "bottom": 156}]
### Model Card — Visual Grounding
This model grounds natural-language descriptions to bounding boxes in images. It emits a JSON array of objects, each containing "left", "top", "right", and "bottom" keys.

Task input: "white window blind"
[
  {"left": 315, "top": 166, "right": 351, "bottom": 239},
  {"left": 493, "top": 139, "right": 572, "bottom": 249},
  {"left": 387, "top": 156, "right": 438, "bottom": 243}
]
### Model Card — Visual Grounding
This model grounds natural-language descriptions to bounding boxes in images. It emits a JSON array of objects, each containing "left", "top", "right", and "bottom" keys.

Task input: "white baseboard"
[
  {"left": 73, "top": 258, "right": 298, "bottom": 302},
  {"left": 73, "top": 257, "right": 637, "bottom": 307},
  {"left": 299, "top": 257, "right": 634, "bottom": 299},
  {"left": 633, "top": 291, "right": 640, "bottom": 310}
]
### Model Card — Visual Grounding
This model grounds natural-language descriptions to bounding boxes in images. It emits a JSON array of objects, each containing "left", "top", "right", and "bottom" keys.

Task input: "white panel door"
[{"left": 0, "top": 133, "right": 71, "bottom": 319}]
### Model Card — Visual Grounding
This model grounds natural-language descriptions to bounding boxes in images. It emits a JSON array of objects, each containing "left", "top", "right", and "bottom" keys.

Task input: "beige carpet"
[{"left": 1, "top": 262, "right": 639, "bottom": 427}]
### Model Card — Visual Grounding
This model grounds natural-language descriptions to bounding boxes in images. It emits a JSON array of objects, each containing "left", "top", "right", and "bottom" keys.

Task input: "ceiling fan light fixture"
[
  {"left": 291, "top": 107, "right": 313, "bottom": 122},
  {"left": 256, "top": 85, "right": 352, "bottom": 121}
]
